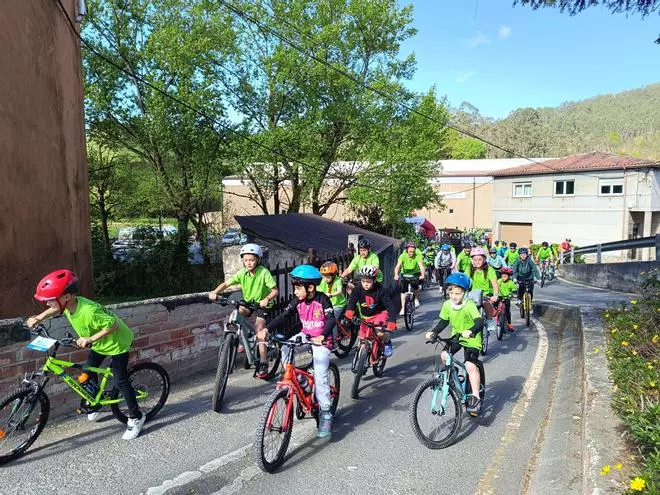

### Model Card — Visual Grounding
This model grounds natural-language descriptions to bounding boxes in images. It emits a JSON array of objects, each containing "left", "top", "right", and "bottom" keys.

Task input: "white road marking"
[
  {"left": 475, "top": 317, "right": 549, "bottom": 495},
  {"left": 143, "top": 419, "right": 317, "bottom": 495}
]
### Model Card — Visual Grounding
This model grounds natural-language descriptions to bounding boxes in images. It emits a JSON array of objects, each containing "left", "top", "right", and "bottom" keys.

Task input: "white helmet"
[
  {"left": 357, "top": 265, "right": 379, "bottom": 279},
  {"left": 239, "top": 243, "right": 263, "bottom": 258}
]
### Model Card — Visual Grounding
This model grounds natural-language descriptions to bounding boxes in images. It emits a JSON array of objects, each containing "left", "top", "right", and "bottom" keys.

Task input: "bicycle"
[
  {"left": 211, "top": 297, "right": 281, "bottom": 412},
  {"left": 468, "top": 290, "right": 490, "bottom": 356},
  {"left": 332, "top": 314, "right": 358, "bottom": 359},
  {"left": 401, "top": 274, "right": 419, "bottom": 332},
  {"left": 494, "top": 297, "right": 510, "bottom": 341},
  {"left": 0, "top": 324, "right": 170, "bottom": 465},
  {"left": 518, "top": 280, "right": 535, "bottom": 327},
  {"left": 408, "top": 335, "right": 486, "bottom": 449},
  {"left": 350, "top": 317, "right": 393, "bottom": 399},
  {"left": 436, "top": 266, "right": 452, "bottom": 299},
  {"left": 253, "top": 335, "right": 340, "bottom": 473}
]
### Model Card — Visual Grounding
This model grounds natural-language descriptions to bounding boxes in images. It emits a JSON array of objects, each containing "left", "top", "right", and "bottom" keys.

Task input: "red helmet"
[
  {"left": 34, "top": 269, "right": 79, "bottom": 301},
  {"left": 319, "top": 261, "right": 338, "bottom": 276},
  {"left": 405, "top": 241, "right": 416, "bottom": 249},
  {"left": 501, "top": 267, "right": 513, "bottom": 276}
]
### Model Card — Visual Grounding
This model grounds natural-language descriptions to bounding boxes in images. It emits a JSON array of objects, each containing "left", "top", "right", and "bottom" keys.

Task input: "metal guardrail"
[{"left": 561, "top": 234, "right": 660, "bottom": 263}]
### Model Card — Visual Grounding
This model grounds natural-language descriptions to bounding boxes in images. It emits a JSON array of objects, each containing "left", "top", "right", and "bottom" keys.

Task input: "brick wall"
[{"left": 0, "top": 294, "right": 227, "bottom": 419}]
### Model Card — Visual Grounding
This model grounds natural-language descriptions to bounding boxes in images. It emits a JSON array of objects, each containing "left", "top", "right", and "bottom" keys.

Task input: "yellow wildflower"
[
  {"left": 600, "top": 465, "right": 611, "bottom": 476},
  {"left": 611, "top": 328, "right": 618, "bottom": 334},
  {"left": 650, "top": 381, "right": 657, "bottom": 388},
  {"left": 648, "top": 364, "right": 654, "bottom": 371},
  {"left": 605, "top": 313, "right": 610, "bottom": 318},
  {"left": 632, "top": 350, "right": 638, "bottom": 356},
  {"left": 630, "top": 300, "right": 637, "bottom": 305},
  {"left": 594, "top": 347, "right": 601, "bottom": 354},
  {"left": 633, "top": 324, "right": 639, "bottom": 330},
  {"left": 614, "top": 463, "right": 623, "bottom": 470},
  {"left": 621, "top": 341, "right": 630, "bottom": 347},
  {"left": 630, "top": 477, "right": 646, "bottom": 491},
  {"left": 652, "top": 335, "right": 658, "bottom": 344}
]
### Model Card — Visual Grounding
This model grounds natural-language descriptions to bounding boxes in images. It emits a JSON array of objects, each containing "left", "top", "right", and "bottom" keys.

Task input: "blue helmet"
[
  {"left": 445, "top": 272, "right": 472, "bottom": 291},
  {"left": 290, "top": 265, "right": 322, "bottom": 286},
  {"left": 441, "top": 244, "right": 450, "bottom": 251}
]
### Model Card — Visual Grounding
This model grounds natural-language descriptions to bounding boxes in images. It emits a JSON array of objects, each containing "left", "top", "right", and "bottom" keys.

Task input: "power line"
[{"left": 52, "top": 0, "right": 402, "bottom": 199}]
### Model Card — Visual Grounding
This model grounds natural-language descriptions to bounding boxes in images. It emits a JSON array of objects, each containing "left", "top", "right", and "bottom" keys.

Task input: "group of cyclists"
[{"left": 22, "top": 235, "right": 554, "bottom": 444}]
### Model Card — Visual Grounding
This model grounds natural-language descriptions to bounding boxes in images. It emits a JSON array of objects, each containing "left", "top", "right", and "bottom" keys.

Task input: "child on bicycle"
[
  {"left": 504, "top": 242, "right": 520, "bottom": 266},
  {"left": 497, "top": 267, "right": 517, "bottom": 332},
  {"left": 318, "top": 261, "right": 346, "bottom": 343},
  {"left": 344, "top": 265, "right": 398, "bottom": 357},
  {"left": 425, "top": 272, "right": 483, "bottom": 416},
  {"left": 535, "top": 242, "right": 555, "bottom": 274},
  {"left": 512, "top": 247, "right": 540, "bottom": 302},
  {"left": 394, "top": 241, "right": 426, "bottom": 314},
  {"left": 209, "top": 243, "right": 279, "bottom": 379},
  {"left": 26, "top": 269, "right": 146, "bottom": 440},
  {"left": 341, "top": 238, "right": 383, "bottom": 283},
  {"left": 456, "top": 241, "right": 473, "bottom": 273},
  {"left": 466, "top": 248, "right": 500, "bottom": 335},
  {"left": 434, "top": 244, "right": 455, "bottom": 295},
  {"left": 264, "top": 265, "right": 336, "bottom": 438}
]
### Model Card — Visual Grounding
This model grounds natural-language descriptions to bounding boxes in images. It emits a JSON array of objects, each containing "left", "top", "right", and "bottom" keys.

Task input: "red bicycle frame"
[
  {"left": 266, "top": 363, "right": 314, "bottom": 431},
  {"left": 358, "top": 321, "right": 387, "bottom": 365}
]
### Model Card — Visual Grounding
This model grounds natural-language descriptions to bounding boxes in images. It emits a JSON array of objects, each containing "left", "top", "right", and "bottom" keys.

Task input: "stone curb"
[{"left": 534, "top": 302, "right": 626, "bottom": 495}]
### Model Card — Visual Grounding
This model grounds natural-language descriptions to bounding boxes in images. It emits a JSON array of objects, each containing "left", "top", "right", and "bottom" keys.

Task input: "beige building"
[
  {"left": 221, "top": 158, "right": 550, "bottom": 231},
  {"left": 491, "top": 152, "right": 660, "bottom": 260}
]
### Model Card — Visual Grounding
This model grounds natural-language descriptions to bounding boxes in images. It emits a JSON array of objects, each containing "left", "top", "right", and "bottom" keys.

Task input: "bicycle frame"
[
  {"left": 222, "top": 303, "right": 273, "bottom": 368},
  {"left": 356, "top": 320, "right": 388, "bottom": 365},
  {"left": 430, "top": 352, "right": 469, "bottom": 414}
]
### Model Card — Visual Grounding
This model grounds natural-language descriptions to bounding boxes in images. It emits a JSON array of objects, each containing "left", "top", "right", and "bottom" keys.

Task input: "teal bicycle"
[
  {"left": 0, "top": 324, "right": 170, "bottom": 464},
  {"left": 408, "top": 335, "right": 486, "bottom": 449}
]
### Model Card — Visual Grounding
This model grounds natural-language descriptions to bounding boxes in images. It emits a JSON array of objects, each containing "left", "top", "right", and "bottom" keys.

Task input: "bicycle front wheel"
[
  {"left": 351, "top": 344, "right": 369, "bottom": 399},
  {"left": 111, "top": 362, "right": 170, "bottom": 423},
  {"left": 540, "top": 272, "right": 546, "bottom": 288},
  {"left": 524, "top": 294, "right": 532, "bottom": 327},
  {"left": 212, "top": 333, "right": 236, "bottom": 412},
  {"left": 333, "top": 320, "right": 357, "bottom": 359},
  {"left": 0, "top": 387, "right": 50, "bottom": 465},
  {"left": 409, "top": 377, "right": 462, "bottom": 449},
  {"left": 496, "top": 310, "right": 505, "bottom": 341},
  {"left": 404, "top": 295, "right": 415, "bottom": 332},
  {"left": 253, "top": 388, "right": 294, "bottom": 473}
]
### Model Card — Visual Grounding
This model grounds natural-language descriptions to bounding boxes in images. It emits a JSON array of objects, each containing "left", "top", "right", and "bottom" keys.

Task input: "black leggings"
[
  {"left": 502, "top": 298, "right": 512, "bottom": 324},
  {"left": 517, "top": 280, "right": 535, "bottom": 300},
  {"left": 86, "top": 350, "right": 141, "bottom": 419}
]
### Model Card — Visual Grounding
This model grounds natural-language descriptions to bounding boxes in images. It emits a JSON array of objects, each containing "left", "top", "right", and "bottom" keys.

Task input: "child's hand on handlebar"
[
  {"left": 76, "top": 337, "right": 92, "bottom": 348},
  {"left": 461, "top": 330, "right": 472, "bottom": 339},
  {"left": 208, "top": 292, "right": 218, "bottom": 301},
  {"left": 26, "top": 316, "right": 39, "bottom": 328},
  {"left": 425, "top": 331, "right": 435, "bottom": 340},
  {"left": 259, "top": 297, "right": 270, "bottom": 308}
]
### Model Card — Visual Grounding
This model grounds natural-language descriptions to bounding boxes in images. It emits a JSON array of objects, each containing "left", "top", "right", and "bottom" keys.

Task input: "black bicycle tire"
[
  {"left": 111, "top": 362, "right": 170, "bottom": 423},
  {"left": 525, "top": 294, "right": 531, "bottom": 327},
  {"left": 496, "top": 309, "right": 505, "bottom": 341},
  {"left": 0, "top": 387, "right": 50, "bottom": 465},
  {"left": 253, "top": 388, "right": 293, "bottom": 473},
  {"left": 404, "top": 295, "right": 414, "bottom": 332},
  {"left": 541, "top": 272, "right": 545, "bottom": 288},
  {"left": 408, "top": 377, "right": 462, "bottom": 449},
  {"left": 372, "top": 353, "right": 387, "bottom": 377},
  {"left": 211, "top": 333, "right": 236, "bottom": 412},
  {"left": 263, "top": 341, "right": 281, "bottom": 381},
  {"left": 481, "top": 327, "right": 489, "bottom": 355},
  {"left": 333, "top": 321, "right": 357, "bottom": 359},
  {"left": 351, "top": 345, "right": 369, "bottom": 399}
]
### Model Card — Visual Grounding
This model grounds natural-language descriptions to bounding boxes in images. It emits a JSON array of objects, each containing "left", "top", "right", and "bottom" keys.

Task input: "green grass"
[{"left": 603, "top": 273, "right": 659, "bottom": 493}]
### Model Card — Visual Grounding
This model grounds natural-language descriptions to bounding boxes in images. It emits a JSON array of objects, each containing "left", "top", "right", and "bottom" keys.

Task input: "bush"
[{"left": 603, "top": 272, "right": 659, "bottom": 493}]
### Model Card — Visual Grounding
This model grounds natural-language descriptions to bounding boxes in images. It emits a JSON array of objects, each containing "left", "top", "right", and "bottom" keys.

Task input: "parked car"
[
  {"left": 111, "top": 225, "right": 177, "bottom": 261},
  {"left": 221, "top": 231, "right": 248, "bottom": 246}
]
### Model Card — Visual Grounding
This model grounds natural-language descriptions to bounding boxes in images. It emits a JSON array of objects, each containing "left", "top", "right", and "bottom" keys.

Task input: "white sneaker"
[
  {"left": 122, "top": 414, "right": 146, "bottom": 440},
  {"left": 87, "top": 412, "right": 100, "bottom": 422},
  {"left": 487, "top": 320, "right": 496, "bottom": 332},
  {"left": 399, "top": 308, "right": 405, "bottom": 316},
  {"left": 414, "top": 299, "right": 420, "bottom": 308}
]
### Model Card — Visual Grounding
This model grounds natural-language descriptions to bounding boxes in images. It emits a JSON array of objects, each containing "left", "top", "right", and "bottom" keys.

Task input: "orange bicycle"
[{"left": 253, "top": 336, "right": 340, "bottom": 473}]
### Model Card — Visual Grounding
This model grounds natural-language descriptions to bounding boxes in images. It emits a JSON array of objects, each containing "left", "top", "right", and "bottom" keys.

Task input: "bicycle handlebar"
[
  {"left": 214, "top": 296, "right": 260, "bottom": 311},
  {"left": 350, "top": 316, "right": 393, "bottom": 331},
  {"left": 425, "top": 335, "right": 460, "bottom": 345},
  {"left": 274, "top": 334, "right": 326, "bottom": 347},
  {"left": 25, "top": 323, "right": 85, "bottom": 348}
]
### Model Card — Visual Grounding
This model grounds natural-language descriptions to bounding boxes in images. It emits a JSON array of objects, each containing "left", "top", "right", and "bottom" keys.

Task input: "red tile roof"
[{"left": 492, "top": 152, "right": 660, "bottom": 177}]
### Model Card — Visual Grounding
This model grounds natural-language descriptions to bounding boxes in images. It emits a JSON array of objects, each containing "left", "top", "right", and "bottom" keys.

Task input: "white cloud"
[
  {"left": 498, "top": 25, "right": 512, "bottom": 39},
  {"left": 466, "top": 31, "right": 490, "bottom": 48},
  {"left": 455, "top": 70, "right": 476, "bottom": 83}
]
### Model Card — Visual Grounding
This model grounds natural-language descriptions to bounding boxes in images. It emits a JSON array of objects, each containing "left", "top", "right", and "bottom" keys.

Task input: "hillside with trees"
[{"left": 453, "top": 83, "right": 660, "bottom": 159}]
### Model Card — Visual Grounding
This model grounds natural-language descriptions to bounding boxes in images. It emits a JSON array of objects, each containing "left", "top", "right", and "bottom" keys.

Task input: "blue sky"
[{"left": 400, "top": 1, "right": 659, "bottom": 119}]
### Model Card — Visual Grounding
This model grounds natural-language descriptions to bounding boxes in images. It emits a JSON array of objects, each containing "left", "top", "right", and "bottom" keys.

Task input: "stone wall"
[
  {"left": 560, "top": 261, "right": 657, "bottom": 293},
  {"left": 0, "top": 294, "right": 228, "bottom": 419}
]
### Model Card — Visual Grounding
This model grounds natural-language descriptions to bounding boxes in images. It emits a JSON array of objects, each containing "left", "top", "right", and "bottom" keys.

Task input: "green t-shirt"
[
  {"left": 470, "top": 266, "right": 498, "bottom": 295},
  {"left": 537, "top": 247, "right": 553, "bottom": 260},
  {"left": 398, "top": 251, "right": 423, "bottom": 275},
  {"left": 505, "top": 249, "right": 520, "bottom": 266},
  {"left": 439, "top": 299, "right": 482, "bottom": 349},
  {"left": 65, "top": 297, "right": 133, "bottom": 356},
  {"left": 498, "top": 279, "right": 518, "bottom": 299},
  {"left": 456, "top": 251, "right": 472, "bottom": 273},
  {"left": 226, "top": 265, "right": 277, "bottom": 306},
  {"left": 348, "top": 252, "right": 383, "bottom": 282},
  {"left": 317, "top": 276, "right": 346, "bottom": 310}
]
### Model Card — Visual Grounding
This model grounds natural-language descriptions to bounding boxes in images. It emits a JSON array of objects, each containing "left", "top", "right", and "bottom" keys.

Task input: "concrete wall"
[
  {"left": 0, "top": 294, "right": 227, "bottom": 419},
  {"left": 560, "top": 261, "right": 658, "bottom": 293},
  {"left": 0, "top": 0, "right": 91, "bottom": 318}
]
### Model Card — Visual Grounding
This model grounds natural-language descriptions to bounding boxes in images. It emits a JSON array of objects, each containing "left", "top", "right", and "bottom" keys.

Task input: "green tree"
[
  {"left": 449, "top": 136, "right": 487, "bottom": 159},
  {"left": 84, "top": 0, "right": 234, "bottom": 258},
  {"left": 221, "top": 0, "right": 421, "bottom": 216},
  {"left": 348, "top": 91, "right": 450, "bottom": 236}
]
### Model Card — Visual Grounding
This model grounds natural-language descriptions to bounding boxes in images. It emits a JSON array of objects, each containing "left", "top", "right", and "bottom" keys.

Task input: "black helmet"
[
  {"left": 358, "top": 238, "right": 371, "bottom": 249},
  {"left": 509, "top": 242, "right": 517, "bottom": 249},
  {"left": 542, "top": 241, "right": 549, "bottom": 247}
]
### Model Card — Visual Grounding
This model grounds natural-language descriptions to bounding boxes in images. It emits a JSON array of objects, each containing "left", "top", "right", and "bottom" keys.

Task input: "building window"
[
  {"left": 449, "top": 208, "right": 454, "bottom": 214},
  {"left": 554, "top": 180, "right": 575, "bottom": 196},
  {"left": 513, "top": 182, "right": 532, "bottom": 198},
  {"left": 599, "top": 179, "right": 624, "bottom": 196}
]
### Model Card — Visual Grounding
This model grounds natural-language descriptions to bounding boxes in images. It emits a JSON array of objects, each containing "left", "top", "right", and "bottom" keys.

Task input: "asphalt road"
[{"left": 0, "top": 276, "right": 629, "bottom": 495}]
